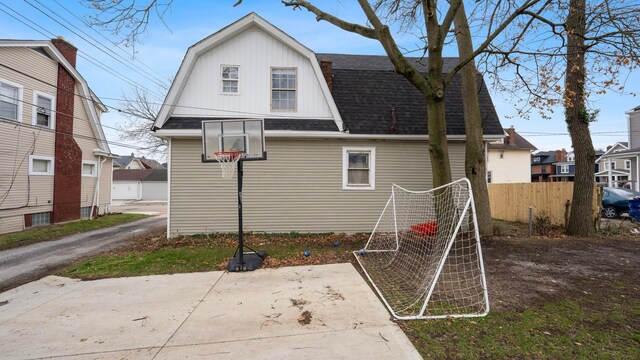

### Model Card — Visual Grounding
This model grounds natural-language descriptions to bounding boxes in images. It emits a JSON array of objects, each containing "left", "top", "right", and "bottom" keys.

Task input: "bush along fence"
[{"left": 487, "top": 182, "right": 599, "bottom": 228}]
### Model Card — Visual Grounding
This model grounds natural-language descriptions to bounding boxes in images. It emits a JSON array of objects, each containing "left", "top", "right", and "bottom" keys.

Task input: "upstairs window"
[
  {"left": 271, "top": 68, "right": 296, "bottom": 111},
  {"left": 560, "top": 165, "right": 569, "bottom": 174},
  {"left": 33, "top": 91, "right": 55, "bottom": 129},
  {"left": 625, "top": 160, "right": 631, "bottom": 170},
  {"left": 0, "top": 79, "right": 22, "bottom": 122},
  {"left": 532, "top": 157, "right": 540, "bottom": 163},
  {"left": 221, "top": 65, "right": 239, "bottom": 94}
]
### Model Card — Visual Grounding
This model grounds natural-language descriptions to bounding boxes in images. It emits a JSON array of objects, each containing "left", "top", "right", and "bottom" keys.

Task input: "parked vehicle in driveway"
[{"left": 601, "top": 187, "right": 640, "bottom": 218}]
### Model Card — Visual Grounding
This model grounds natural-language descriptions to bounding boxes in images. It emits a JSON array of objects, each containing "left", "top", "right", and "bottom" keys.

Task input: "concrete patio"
[{"left": 0, "top": 263, "right": 421, "bottom": 359}]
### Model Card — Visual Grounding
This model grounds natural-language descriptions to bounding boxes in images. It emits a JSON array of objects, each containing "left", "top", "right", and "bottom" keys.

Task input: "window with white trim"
[
  {"left": 560, "top": 164, "right": 569, "bottom": 174},
  {"left": 32, "top": 91, "right": 55, "bottom": 129},
  {"left": 0, "top": 79, "right": 22, "bottom": 122},
  {"left": 29, "top": 155, "right": 54, "bottom": 175},
  {"left": 342, "top": 147, "right": 375, "bottom": 190},
  {"left": 271, "top": 68, "right": 296, "bottom": 111},
  {"left": 221, "top": 65, "right": 239, "bottom": 94},
  {"left": 82, "top": 160, "right": 97, "bottom": 177},
  {"left": 625, "top": 160, "right": 631, "bottom": 170}
]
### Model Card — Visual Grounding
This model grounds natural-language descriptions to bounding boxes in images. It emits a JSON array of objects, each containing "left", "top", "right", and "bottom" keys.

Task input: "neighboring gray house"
[
  {"left": 595, "top": 142, "right": 629, "bottom": 187},
  {"left": 151, "top": 13, "right": 504, "bottom": 237},
  {"left": 112, "top": 169, "right": 167, "bottom": 201},
  {"left": 599, "top": 106, "right": 640, "bottom": 190}
]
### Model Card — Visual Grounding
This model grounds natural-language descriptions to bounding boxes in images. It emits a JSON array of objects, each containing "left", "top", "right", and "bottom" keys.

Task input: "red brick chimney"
[
  {"left": 555, "top": 148, "right": 567, "bottom": 162},
  {"left": 505, "top": 127, "right": 516, "bottom": 145},
  {"left": 51, "top": 36, "right": 77, "bottom": 67},
  {"left": 320, "top": 59, "right": 333, "bottom": 91}
]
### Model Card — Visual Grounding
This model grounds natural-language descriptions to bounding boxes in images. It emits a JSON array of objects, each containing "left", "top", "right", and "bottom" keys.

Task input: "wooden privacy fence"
[{"left": 487, "top": 182, "right": 599, "bottom": 226}]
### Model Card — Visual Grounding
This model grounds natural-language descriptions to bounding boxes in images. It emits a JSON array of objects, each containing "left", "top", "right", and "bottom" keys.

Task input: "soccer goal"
[{"left": 354, "top": 178, "right": 489, "bottom": 320}]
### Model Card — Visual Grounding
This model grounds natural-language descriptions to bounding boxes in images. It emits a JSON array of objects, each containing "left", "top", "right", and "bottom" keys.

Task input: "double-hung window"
[
  {"left": 221, "top": 65, "right": 239, "bottom": 94},
  {"left": 342, "top": 147, "right": 376, "bottom": 190},
  {"left": 33, "top": 91, "right": 55, "bottom": 128},
  {"left": 0, "top": 79, "right": 22, "bottom": 122},
  {"left": 625, "top": 160, "right": 631, "bottom": 170},
  {"left": 560, "top": 164, "right": 569, "bottom": 174},
  {"left": 271, "top": 68, "right": 296, "bottom": 111}
]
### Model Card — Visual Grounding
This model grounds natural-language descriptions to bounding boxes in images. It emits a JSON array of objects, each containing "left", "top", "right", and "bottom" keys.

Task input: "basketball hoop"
[{"left": 213, "top": 151, "right": 243, "bottom": 179}]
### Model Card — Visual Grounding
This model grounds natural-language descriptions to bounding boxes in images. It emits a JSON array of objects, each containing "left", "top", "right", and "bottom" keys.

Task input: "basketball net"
[{"left": 213, "top": 151, "right": 243, "bottom": 179}]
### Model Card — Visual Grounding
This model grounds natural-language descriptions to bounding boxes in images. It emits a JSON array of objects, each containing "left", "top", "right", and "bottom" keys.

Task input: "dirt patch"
[
  {"left": 290, "top": 298, "right": 308, "bottom": 309},
  {"left": 298, "top": 310, "right": 312, "bottom": 325}
]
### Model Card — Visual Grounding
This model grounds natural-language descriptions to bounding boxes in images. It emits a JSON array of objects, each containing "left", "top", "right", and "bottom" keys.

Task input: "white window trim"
[
  {"left": 561, "top": 164, "right": 569, "bottom": 174},
  {"left": 342, "top": 146, "right": 376, "bottom": 191},
  {"left": 270, "top": 67, "right": 297, "bottom": 112},
  {"left": 82, "top": 160, "right": 98, "bottom": 177},
  {"left": 29, "top": 155, "right": 54, "bottom": 176},
  {"left": 625, "top": 160, "right": 631, "bottom": 170},
  {"left": 220, "top": 65, "right": 239, "bottom": 95},
  {"left": 0, "top": 77, "right": 24, "bottom": 123},
  {"left": 32, "top": 90, "right": 56, "bottom": 129}
]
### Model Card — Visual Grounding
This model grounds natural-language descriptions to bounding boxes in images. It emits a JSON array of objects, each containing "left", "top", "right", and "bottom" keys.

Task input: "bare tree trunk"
[
  {"left": 565, "top": 0, "right": 595, "bottom": 236},
  {"left": 452, "top": 1, "right": 493, "bottom": 237}
]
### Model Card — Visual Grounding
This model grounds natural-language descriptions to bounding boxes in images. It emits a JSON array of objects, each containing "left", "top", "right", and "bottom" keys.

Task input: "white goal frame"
[{"left": 354, "top": 178, "right": 490, "bottom": 320}]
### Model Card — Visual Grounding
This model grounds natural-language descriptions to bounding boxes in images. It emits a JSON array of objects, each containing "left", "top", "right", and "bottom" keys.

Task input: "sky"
[{"left": 1, "top": 0, "right": 638, "bottom": 158}]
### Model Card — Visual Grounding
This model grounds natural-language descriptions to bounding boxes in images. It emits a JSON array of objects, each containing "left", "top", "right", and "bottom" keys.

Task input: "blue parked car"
[{"left": 602, "top": 187, "right": 640, "bottom": 218}]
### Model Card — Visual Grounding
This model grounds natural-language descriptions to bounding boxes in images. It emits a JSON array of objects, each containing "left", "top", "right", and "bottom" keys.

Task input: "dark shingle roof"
[
  {"left": 633, "top": 105, "right": 640, "bottom": 111},
  {"left": 488, "top": 129, "right": 537, "bottom": 150},
  {"left": 329, "top": 67, "right": 503, "bottom": 135},
  {"left": 113, "top": 155, "right": 135, "bottom": 168},
  {"left": 161, "top": 118, "right": 339, "bottom": 131},
  {"left": 316, "top": 53, "right": 459, "bottom": 73},
  {"left": 532, "top": 151, "right": 559, "bottom": 164}
]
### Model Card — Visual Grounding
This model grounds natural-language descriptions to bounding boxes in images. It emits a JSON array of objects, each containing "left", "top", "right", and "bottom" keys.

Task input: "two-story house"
[
  {"left": 597, "top": 106, "right": 640, "bottom": 191},
  {"left": 0, "top": 38, "right": 114, "bottom": 234},
  {"left": 486, "top": 127, "right": 537, "bottom": 183},
  {"left": 595, "top": 142, "right": 630, "bottom": 187},
  {"left": 150, "top": 13, "right": 506, "bottom": 237},
  {"left": 531, "top": 149, "right": 567, "bottom": 182}
]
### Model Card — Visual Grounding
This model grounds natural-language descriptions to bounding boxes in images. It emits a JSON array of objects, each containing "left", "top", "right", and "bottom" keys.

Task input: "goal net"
[{"left": 354, "top": 178, "right": 489, "bottom": 320}]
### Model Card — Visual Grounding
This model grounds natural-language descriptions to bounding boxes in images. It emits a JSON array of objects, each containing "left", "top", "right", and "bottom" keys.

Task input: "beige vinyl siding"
[
  {"left": 99, "top": 159, "right": 112, "bottom": 205},
  {"left": 486, "top": 149, "right": 532, "bottom": 183},
  {"left": 629, "top": 111, "right": 640, "bottom": 149},
  {"left": 169, "top": 138, "right": 465, "bottom": 236}
]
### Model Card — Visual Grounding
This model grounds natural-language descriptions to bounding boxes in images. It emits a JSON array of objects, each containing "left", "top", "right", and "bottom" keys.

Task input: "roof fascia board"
[
  {"left": 0, "top": 41, "right": 111, "bottom": 153},
  {"left": 153, "top": 13, "right": 344, "bottom": 131},
  {"left": 600, "top": 142, "right": 629, "bottom": 157},
  {"left": 154, "top": 128, "right": 502, "bottom": 141}
]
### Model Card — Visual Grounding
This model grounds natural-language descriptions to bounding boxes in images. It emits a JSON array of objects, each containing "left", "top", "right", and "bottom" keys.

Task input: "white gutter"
[{"left": 153, "top": 129, "right": 505, "bottom": 141}]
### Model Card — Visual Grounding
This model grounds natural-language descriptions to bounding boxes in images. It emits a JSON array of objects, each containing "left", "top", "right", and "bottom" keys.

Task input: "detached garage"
[{"left": 112, "top": 169, "right": 167, "bottom": 201}]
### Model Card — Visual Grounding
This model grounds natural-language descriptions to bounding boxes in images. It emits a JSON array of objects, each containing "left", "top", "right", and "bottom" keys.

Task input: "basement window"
[
  {"left": 31, "top": 212, "right": 51, "bottom": 227},
  {"left": 342, "top": 146, "right": 376, "bottom": 190},
  {"left": 80, "top": 206, "right": 92, "bottom": 219}
]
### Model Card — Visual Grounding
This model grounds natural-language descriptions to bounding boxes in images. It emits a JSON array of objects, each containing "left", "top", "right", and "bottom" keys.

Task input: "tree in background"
[
  {"left": 479, "top": 0, "right": 640, "bottom": 236},
  {"left": 118, "top": 85, "right": 167, "bottom": 156}
]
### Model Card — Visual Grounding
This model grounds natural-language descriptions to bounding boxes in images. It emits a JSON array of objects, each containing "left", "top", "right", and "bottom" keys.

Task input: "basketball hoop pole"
[{"left": 237, "top": 159, "right": 244, "bottom": 270}]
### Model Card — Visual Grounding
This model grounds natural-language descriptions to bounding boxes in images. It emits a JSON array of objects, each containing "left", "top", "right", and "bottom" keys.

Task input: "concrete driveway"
[
  {"left": 0, "top": 264, "right": 422, "bottom": 359},
  {"left": 110, "top": 201, "right": 167, "bottom": 216}
]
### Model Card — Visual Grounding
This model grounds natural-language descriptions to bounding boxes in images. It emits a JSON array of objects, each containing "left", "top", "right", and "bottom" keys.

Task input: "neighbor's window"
[
  {"left": 29, "top": 155, "right": 54, "bottom": 175},
  {"left": 487, "top": 171, "right": 492, "bottom": 184},
  {"left": 561, "top": 165, "right": 569, "bottom": 174},
  {"left": 0, "top": 79, "right": 22, "bottom": 122},
  {"left": 221, "top": 65, "right": 239, "bottom": 94},
  {"left": 33, "top": 91, "right": 55, "bottom": 128},
  {"left": 342, "top": 146, "right": 375, "bottom": 190},
  {"left": 532, "top": 157, "right": 540, "bottom": 163},
  {"left": 271, "top": 68, "right": 296, "bottom": 111},
  {"left": 82, "top": 160, "right": 97, "bottom": 177},
  {"left": 499, "top": 151, "right": 504, "bottom": 159},
  {"left": 625, "top": 160, "right": 631, "bottom": 170}
]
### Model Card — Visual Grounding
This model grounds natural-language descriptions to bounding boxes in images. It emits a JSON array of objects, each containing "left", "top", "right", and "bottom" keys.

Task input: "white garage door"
[{"left": 112, "top": 181, "right": 141, "bottom": 200}]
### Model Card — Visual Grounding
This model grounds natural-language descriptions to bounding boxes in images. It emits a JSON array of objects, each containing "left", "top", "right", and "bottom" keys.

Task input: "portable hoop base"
[{"left": 226, "top": 160, "right": 266, "bottom": 272}]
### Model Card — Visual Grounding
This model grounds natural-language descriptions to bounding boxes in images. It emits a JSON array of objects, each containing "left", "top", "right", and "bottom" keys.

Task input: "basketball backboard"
[{"left": 202, "top": 119, "right": 266, "bottom": 162}]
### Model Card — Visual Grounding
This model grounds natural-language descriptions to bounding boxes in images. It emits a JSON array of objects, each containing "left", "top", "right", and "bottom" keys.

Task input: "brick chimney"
[
  {"left": 555, "top": 148, "right": 567, "bottom": 162},
  {"left": 51, "top": 36, "right": 77, "bottom": 67},
  {"left": 320, "top": 59, "right": 333, "bottom": 91},
  {"left": 505, "top": 127, "right": 516, "bottom": 145}
]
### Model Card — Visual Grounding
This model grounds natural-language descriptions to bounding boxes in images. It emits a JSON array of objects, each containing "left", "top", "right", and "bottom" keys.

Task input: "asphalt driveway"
[{"left": 0, "top": 216, "right": 165, "bottom": 292}]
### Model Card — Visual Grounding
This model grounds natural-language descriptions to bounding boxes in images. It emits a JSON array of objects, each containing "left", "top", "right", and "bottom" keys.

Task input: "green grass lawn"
[
  {"left": 400, "top": 284, "right": 640, "bottom": 359},
  {"left": 0, "top": 213, "right": 150, "bottom": 251}
]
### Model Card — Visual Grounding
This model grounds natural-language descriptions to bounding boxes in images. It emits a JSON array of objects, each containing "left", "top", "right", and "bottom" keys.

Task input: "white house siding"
[
  {"left": 168, "top": 138, "right": 466, "bottom": 236},
  {"left": 142, "top": 182, "right": 167, "bottom": 201},
  {"left": 486, "top": 149, "right": 532, "bottom": 183},
  {"left": 0, "top": 47, "right": 58, "bottom": 234},
  {"left": 112, "top": 181, "right": 141, "bottom": 201},
  {"left": 173, "top": 26, "right": 333, "bottom": 119}
]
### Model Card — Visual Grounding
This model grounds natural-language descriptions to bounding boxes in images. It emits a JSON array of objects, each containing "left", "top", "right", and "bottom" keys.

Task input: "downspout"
[{"left": 90, "top": 156, "right": 107, "bottom": 219}]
